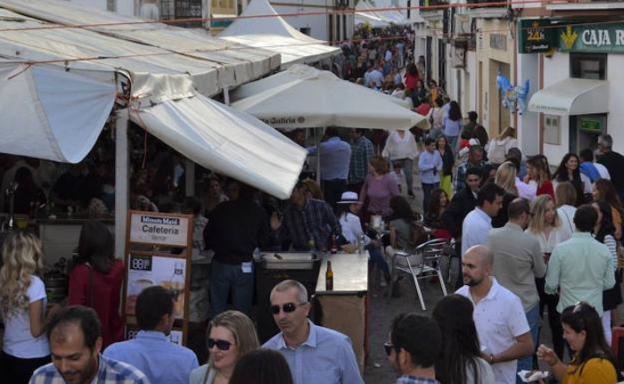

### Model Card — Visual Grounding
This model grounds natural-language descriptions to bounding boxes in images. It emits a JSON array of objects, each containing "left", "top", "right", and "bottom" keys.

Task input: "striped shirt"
[
  {"left": 29, "top": 354, "right": 150, "bottom": 384},
  {"left": 349, "top": 136, "right": 374, "bottom": 184}
]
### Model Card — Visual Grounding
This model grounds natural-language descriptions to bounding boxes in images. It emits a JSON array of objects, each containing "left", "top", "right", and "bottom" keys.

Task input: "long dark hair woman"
[
  {"left": 553, "top": 153, "right": 588, "bottom": 206},
  {"left": 386, "top": 195, "right": 420, "bottom": 253},
  {"left": 537, "top": 302, "right": 618, "bottom": 383},
  {"left": 593, "top": 200, "right": 623, "bottom": 342},
  {"left": 68, "top": 221, "right": 125, "bottom": 347},
  {"left": 432, "top": 294, "right": 494, "bottom": 384}
]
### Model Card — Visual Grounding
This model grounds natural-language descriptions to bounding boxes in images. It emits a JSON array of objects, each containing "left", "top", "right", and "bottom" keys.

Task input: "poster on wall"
[{"left": 126, "top": 254, "right": 187, "bottom": 319}]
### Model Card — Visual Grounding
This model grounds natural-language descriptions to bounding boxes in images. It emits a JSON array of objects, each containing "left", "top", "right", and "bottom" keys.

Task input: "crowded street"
[{"left": 2, "top": 0, "right": 624, "bottom": 383}]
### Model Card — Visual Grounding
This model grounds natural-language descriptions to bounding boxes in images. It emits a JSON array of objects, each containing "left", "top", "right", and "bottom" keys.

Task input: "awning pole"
[
  {"left": 185, "top": 159, "right": 195, "bottom": 197},
  {"left": 223, "top": 87, "right": 230, "bottom": 106},
  {"left": 114, "top": 109, "right": 129, "bottom": 260},
  {"left": 316, "top": 127, "right": 322, "bottom": 184}
]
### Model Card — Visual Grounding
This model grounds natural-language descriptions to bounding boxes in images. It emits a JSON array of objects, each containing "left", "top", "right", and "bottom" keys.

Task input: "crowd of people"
[{"left": 3, "top": 21, "right": 624, "bottom": 384}]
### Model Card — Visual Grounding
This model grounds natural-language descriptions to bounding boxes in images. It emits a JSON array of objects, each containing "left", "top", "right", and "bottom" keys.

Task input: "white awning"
[
  {"left": 130, "top": 93, "right": 307, "bottom": 199},
  {"left": 528, "top": 78, "right": 609, "bottom": 116},
  {"left": 0, "top": 63, "right": 115, "bottom": 163},
  {"left": 220, "top": 0, "right": 340, "bottom": 68}
]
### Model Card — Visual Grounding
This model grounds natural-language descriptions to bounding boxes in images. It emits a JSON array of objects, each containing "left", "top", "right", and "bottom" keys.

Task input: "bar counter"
[{"left": 314, "top": 252, "right": 369, "bottom": 373}]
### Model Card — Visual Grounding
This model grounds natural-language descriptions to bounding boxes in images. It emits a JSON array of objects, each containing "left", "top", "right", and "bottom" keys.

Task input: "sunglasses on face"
[
  {"left": 271, "top": 302, "right": 306, "bottom": 315},
  {"left": 207, "top": 338, "right": 233, "bottom": 351}
]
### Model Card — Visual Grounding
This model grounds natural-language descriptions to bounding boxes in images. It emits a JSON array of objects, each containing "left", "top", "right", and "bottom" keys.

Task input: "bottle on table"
[
  {"left": 330, "top": 233, "right": 338, "bottom": 254},
  {"left": 325, "top": 260, "right": 334, "bottom": 291}
]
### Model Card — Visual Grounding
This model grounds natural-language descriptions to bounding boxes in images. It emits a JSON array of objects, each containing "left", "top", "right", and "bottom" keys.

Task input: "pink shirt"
[{"left": 360, "top": 174, "right": 400, "bottom": 216}]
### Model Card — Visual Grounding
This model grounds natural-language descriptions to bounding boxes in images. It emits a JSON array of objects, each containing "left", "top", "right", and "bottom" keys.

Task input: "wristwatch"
[{"left": 489, "top": 354, "right": 495, "bottom": 364}]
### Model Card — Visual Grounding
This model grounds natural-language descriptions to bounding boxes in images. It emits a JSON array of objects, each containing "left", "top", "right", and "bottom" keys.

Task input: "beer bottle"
[
  {"left": 330, "top": 233, "right": 338, "bottom": 254},
  {"left": 325, "top": 260, "right": 334, "bottom": 291}
]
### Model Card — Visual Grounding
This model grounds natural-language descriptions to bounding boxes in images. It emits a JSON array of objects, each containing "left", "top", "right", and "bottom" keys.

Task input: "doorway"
[{"left": 569, "top": 114, "right": 607, "bottom": 154}]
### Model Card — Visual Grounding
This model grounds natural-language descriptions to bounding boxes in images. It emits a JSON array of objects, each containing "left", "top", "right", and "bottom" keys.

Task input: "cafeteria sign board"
[
  {"left": 123, "top": 210, "right": 194, "bottom": 345},
  {"left": 129, "top": 212, "right": 189, "bottom": 246}
]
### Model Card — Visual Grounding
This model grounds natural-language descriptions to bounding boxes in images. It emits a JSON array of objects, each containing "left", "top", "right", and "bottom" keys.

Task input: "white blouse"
[
  {"left": 339, "top": 212, "right": 370, "bottom": 245},
  {"left": 382, "top": 130, "right": 420, "bottom": 160},
  {"left": 526, "top": 224, "right": 573, "bottom": 254}
]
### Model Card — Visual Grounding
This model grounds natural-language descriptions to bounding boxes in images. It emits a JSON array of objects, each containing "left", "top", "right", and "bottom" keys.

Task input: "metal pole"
[
  {"left": 316, "top": 127, "right": 322, "bottom": 184},
  {"left": 114, "top": 109, "right": 129, "bottom": 260}
]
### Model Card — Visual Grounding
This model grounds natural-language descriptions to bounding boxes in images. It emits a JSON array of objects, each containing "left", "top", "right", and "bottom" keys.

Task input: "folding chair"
[{"left": 390, "top": 238, "right": 450, "bottom": 310}]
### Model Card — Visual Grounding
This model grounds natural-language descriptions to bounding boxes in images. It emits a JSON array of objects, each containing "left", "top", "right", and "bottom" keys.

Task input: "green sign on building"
[
  {"left": 519, "top": 19, "right": 556, "bottom": 54},
  {"left": 560, "top": 23, "right": 624, "bottom": 53}
]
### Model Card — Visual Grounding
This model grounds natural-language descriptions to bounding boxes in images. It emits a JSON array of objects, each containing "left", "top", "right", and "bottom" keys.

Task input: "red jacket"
[{"left": 69, "top": 260, "right": 125, "bottom": 347}]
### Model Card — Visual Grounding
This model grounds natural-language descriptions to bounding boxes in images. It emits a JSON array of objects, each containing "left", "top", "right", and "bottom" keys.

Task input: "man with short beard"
[
  {"left": 29, "top": 306, "right": 148, "bottom": 384},
  {"left": 263, "top": 280, "right": 362, "bottom": 384},
  {"left": 456, "top": 245, "right": 533, "bottom": 384}
]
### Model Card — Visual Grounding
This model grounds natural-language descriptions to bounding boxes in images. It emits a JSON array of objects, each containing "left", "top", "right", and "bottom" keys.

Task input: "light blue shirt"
[
  {"left": 308, "top": 137, "right": 352, "bottom": 180},
  {"left": 103, "top": 330, "right": 198, "bottom": 384},
  {"left": 545, "top": 232, "right": 615, "bottom": 316},
  {"left": 418, "top": 150, "right": 443, "bottom": 184},
  {"left": 443, "top": 113, "right": 462, "bottom": 137},
  {"left": 263, "top": 320, "right": 363, "bottom": 384}
]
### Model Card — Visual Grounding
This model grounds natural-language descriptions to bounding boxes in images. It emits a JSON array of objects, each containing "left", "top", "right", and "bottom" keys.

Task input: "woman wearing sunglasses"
[
  {"left": 190, "top": 310, "right": 260, "bottom": 384},
  {"left": 537, "top": 302, "right": 618, "bottom": 383}
]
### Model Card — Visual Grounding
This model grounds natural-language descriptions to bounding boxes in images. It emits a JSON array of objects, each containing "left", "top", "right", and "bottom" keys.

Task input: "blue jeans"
[
  {"left": 516, "top": 304, "right": 540, "bottom": 383},
  {"left": 210, "top": 260, "right": 254, "bottom": 317},
  {"left": 422, "top": 182, "right": 439, "bottom": 214},
  {"left": 367, "top": 244, "right": 389, "bottom": 275}
]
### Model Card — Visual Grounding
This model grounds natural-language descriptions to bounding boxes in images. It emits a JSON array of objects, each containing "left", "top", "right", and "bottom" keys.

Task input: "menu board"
[
  {"left": 123, "top": 210, "right": 193, "bottom": 345},
  {"left": 125, "top": 254, "right": 186, "bottom": 319}
]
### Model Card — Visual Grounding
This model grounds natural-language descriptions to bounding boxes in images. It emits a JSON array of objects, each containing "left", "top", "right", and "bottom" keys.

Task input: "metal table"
[{"left": 315, "top": 252, "right": 369, "bottom": 373}]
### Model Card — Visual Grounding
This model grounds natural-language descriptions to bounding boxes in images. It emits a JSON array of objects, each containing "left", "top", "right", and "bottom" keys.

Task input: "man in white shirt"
[
  {"left": 461, "top": 183, "right": 505, "bottom": 257},
  {"left": 457, "top": 245, "right": 534, "bottom": 384}
]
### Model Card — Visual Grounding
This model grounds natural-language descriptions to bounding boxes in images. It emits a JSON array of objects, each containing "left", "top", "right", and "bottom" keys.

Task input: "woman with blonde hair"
[
  {"left": 525, "top": 155, "right": 554, "bottom": 199},
  {"left": 190, "top": 310, "right": 260, "bottom": 384},
  {"left": 526, "top": 195, "right": 573, "bottom": 359},
  {"left": 492, "top": 161, "right": 518, "bottom": 228},
  {"left": 487, "top": 127, "right": 518, "bottom": 165},
  {"left": 0, "top": 231, "right": 51, "bottom": 383}
]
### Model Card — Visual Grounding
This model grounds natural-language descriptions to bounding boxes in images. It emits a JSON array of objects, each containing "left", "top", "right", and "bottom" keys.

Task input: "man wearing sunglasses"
[
  {"left": 386, "top": 313, "right": 441, "bottom": 383},
  {"left": 104, "top": 286, "right": 198, "bottom": 384},
  {"left": 263, "top": 280, "right": 363, "bottom": 384}
]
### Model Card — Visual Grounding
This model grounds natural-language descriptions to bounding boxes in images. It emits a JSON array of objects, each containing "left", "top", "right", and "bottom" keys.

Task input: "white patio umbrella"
[
  {"left": 230, "top": 64, "right": 428, "bottom": 131},
  {"left": 230, "top": 64, "right": 429, "bottom": 182}
]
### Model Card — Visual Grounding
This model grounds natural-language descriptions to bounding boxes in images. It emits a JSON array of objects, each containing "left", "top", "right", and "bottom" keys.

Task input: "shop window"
[{"left": 570, "top": 53, "right": 606, "bottom": 80}]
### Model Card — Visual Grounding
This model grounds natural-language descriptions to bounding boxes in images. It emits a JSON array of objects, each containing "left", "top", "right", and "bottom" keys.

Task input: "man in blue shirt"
[
  {"left": 579, "top": 148, "right": 601, "bottom": 183},
  {"left": 30, "top": 306, "right": 149, "bottom": 384},
  {"left": 386, "top": 313, "right": 441, "bottom": 384},
  {"left": 418, "top": 137, "right": 443, "bottom": 214},
  {"left": 263, "top": 280, "right": 363, "bottom": 384},
  {"left": 104, "top": 286, "right": 198, "bottom": 384},
  {"left": 308, "top": 127, "right": 352, "bottom": 209}
]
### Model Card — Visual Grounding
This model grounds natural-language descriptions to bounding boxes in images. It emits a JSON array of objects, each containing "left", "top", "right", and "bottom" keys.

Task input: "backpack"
[{"left": 489, "top": 139, "right": 508, "bottom": 164}]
